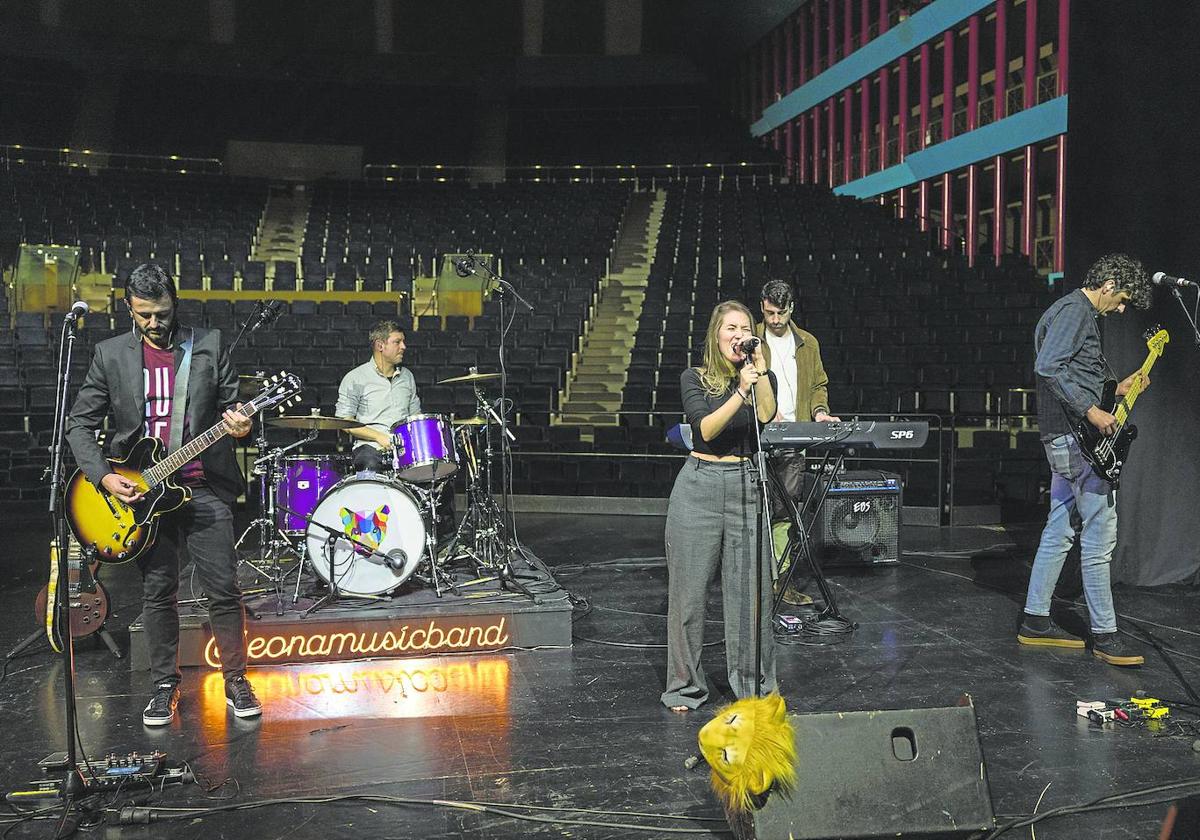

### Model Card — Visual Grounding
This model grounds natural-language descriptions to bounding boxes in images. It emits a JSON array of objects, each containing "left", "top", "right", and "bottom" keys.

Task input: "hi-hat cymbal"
[
  {"left": 452, "top": 416, "right": 489, "bottom": 426},
  {"left": 438, "top": 371, "right": 501, "bottom": 384},
  {"left": 268, "top": 414, "right": 364, "bottom": 431}
]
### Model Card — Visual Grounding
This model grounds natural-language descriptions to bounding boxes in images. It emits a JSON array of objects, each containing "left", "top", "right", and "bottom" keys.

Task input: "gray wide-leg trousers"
[{"left": 661, "top": 457, "right": 777, "bottom": 709}]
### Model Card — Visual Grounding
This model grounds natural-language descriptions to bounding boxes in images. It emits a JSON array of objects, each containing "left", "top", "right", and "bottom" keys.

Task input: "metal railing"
[
  {"left": 0, "top": 144, "right": 223, "bottom": 174},
  {"left": 363, "top": 162, "right": 783, "bottom": 186}
]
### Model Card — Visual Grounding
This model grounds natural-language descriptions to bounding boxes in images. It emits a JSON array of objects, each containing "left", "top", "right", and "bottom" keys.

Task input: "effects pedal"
[{"left": 36, "top": 751, "right": 179, "bottom": 791}]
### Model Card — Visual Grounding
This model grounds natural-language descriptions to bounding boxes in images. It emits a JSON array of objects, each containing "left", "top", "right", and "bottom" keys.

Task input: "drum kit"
[{"left": 235, "top": 368, "right": 529, "bottom": 616}]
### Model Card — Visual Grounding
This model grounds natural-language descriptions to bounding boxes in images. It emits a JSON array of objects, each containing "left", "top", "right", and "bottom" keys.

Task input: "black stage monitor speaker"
[
  {"left": 728, "top": 696, "right": 994, "bottom": 840},
  {"left": 812, "top": 470, "right": 901, "bottom": 565}
]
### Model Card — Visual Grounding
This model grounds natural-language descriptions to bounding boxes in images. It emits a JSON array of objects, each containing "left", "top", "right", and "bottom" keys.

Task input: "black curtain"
[{"left": 1066, "top": 1, "right": 1200, "bottom": 585}]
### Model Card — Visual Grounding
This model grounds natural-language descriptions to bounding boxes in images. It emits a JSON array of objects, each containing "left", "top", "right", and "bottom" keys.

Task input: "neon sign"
[
  {"left": 204, "top": 616, "right": 511, "bottom": 668},
  {"left": 200, "top": 657, "right": 514, "bottom": 723}
]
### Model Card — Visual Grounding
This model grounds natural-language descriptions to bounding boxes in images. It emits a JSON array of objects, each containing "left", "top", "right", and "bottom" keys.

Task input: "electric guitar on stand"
[
  {"left": 64, "top": 372, "right": 302, "bottom": 563},
  {"left": 1071, "top": 325, "right": 1169, "bottom": 484}
]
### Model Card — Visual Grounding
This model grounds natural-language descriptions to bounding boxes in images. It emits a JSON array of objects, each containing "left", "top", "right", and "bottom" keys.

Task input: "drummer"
[{"left": 335, "top": 319, "right": 421, "bottom": 473}]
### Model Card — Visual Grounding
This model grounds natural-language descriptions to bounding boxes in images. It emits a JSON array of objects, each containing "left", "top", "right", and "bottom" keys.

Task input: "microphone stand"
[
  {"left": 45, "top": 313, "right": 87, "bottom": 800},
  {"left": 1168, "top": 286, "right": 1200, "bottom": 347},
  {"left": 456, "top": 254, "right": 538, "bottom": 603},
  {"left": 746, "top": 362, "right": 772, "bottom": 698}
]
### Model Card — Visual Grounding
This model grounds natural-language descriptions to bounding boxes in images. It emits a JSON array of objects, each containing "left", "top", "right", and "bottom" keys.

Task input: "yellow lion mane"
[{"left": 698, "top": 693, "right": 798, "bottom": 813}]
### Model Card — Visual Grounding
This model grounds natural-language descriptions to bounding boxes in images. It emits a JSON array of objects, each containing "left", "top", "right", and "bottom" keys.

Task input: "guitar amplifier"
[{"left": 811, "top": 470, "right": 902, "bottom": 565}]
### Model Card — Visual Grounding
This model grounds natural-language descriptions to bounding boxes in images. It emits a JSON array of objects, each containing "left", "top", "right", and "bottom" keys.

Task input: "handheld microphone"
[
  {"left": 65, "top": 300, "right": 90, "bottom": 322},
  {"left": 1152, "top": 271, "right": 1197, "bottom": 288},
  {"left": 735, "top": 336, "right": 761, "bottom": 356}
]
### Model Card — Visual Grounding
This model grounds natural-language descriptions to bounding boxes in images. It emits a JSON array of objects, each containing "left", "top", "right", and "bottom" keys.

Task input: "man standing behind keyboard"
[
  {"left": 755, "top": 279, "right": 838, "bottom": 604},
  {"left": 336, "top": 320, "right": 421, "bottom": 473}
]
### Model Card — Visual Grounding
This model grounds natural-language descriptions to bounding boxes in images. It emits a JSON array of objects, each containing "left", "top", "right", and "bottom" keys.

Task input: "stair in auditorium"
[
  {"left": 252, "top": 185, "right": 310, "bottom": 287},
  {"left": 560, "top": 189, "right": 665, "bottom": 427}
]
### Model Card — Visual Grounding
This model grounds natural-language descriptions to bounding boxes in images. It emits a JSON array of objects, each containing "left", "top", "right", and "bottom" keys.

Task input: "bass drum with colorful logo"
[{"left": 303, "top": 475, "right": 427, "bottom": 595}]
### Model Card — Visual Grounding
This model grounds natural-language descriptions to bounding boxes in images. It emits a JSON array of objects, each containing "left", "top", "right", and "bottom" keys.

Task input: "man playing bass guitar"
[
  {"left": 1017, "top": 253, "right": 1152, "bottom": 667},
  {"left": 65, "top": 263, "right": 262, "bottom": 724}
]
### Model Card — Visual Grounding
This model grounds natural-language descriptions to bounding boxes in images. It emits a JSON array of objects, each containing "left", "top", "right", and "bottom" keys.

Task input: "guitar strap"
[{"left": 168, "top": 327, "right": 194, "bottom": 454}]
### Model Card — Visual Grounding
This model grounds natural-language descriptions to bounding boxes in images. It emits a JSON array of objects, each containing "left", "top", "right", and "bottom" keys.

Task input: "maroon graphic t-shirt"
[{"left": 142, "top": 343, "right": 206, "bottom": 486}]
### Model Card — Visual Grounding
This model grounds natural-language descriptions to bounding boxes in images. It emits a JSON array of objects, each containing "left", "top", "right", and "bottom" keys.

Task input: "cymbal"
[
  {"left": 438, "top": 371, "right": 501, "bottom": 385},
  {"left": 452, "top": 416, "right": 489, "bottom": 426},
  {"left": 268, "top": 414, "right": 364, "bottom": 431},
  {"left": 237, "top": 374, "right": 266, "bottom": 398}
]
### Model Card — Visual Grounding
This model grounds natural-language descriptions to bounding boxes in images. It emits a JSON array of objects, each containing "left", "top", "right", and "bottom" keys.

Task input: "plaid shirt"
[{"left": 1033, "top": 289, "right": 1111, "bottom": 441}]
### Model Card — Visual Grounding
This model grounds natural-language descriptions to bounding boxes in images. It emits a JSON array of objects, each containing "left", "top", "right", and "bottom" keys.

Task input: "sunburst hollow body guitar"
[{"left": 65, "top": 372, "right": 301, "bottom": 562}]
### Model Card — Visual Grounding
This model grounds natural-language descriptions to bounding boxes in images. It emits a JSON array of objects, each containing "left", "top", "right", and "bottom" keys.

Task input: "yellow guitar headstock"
[{"left": 1143, "top": 325, "right": 1169, "bottom": 355}]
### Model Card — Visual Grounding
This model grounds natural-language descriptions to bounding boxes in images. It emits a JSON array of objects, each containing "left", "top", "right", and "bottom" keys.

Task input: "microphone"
[
  {"left": 453, "top": 254, "right": 476, "bottom": 278},
  {"left": 1152, "top": 271, "right": 1197, "bottom": 288},
  {"left": 247, "top": 300, "right": 284, "bottom": 332},
  {"left": 65, "top": 300, "right": 89, "bottom": 322},
  {"left": 384, "top": 549, "right": 408, "bottom": 571},
  {"left": 735, "top": 336, "right": 761, "bottom": 356}
]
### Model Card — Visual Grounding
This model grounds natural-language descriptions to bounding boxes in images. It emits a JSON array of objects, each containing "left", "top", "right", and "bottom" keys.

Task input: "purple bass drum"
[
  {"left": 275, "top": 455, "right": 349, "bottom": 534},
  {"left": 391, "top": 414, "right": 458, "bottom": 483}
]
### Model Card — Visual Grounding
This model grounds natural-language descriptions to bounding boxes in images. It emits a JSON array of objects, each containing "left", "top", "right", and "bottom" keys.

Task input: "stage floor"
[{"left": 1, "top": 513, "right": 1198, "bottom": 838}]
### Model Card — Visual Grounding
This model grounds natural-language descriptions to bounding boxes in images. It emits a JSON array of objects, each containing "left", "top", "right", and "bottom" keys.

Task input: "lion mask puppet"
[{"left": 697, "top": 693, "right": 798, "bottom": 812}]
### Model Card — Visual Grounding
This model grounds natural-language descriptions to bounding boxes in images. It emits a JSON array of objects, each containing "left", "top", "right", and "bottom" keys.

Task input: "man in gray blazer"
[{"left": 66, "top": 263, "right": 260, "bottom": 725}]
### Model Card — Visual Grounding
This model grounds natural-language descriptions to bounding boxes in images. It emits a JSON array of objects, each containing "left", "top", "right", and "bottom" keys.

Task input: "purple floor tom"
[
  {"left": 275, "top": 455, "right": 349, "bottom": 534},
  {"left": 391, "top": 414, "right": 458, "bottom": 483}
]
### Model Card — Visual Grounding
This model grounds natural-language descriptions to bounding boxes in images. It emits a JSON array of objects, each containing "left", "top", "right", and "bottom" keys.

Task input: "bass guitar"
[
  {"left": 1071, "top": 325, "right": 1168, "bottom": 484},
  {"left": 65, "top": 371, "right": 302, "bottom": 563}
]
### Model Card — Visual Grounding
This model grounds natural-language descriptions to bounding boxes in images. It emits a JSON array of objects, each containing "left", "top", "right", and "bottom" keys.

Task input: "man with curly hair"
[{"left": 1017, "top": 253, "right": 1153, "bottom": 666}]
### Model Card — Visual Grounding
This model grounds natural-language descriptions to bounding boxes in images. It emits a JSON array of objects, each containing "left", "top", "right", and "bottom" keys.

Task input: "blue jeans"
[{"left": 1024, "top": 434, "right": 1119, "bottom": 633}]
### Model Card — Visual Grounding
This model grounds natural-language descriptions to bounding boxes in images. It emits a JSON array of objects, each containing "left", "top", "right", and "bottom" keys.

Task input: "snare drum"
[
  {"left": 275, "top": 455, "right": 349, "bottom": 534},
  {"left": 304, "top": 475, "right": 427, "bottom": 595},
  {"left": 391, "top": 414, "right": 459, "bottom": 483}
]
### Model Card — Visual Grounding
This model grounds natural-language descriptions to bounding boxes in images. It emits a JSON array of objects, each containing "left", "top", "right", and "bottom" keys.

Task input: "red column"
[
  {"left": 918, "top": 42, "right": 931, "bottom": 232},
  {"left": 1054, "top": 0, "right": 1069, "bottom": 274},
  {"left": 812, "top": 1, "right": 822, "bottom": 78},
  {"left": 992, "top": 2, "right": 1008, "bottom": 262},
  {"left": 785, "top": 12, "right": 795, "bottom": 93},
  {"left": 1054, "top": 135, "right": 1066, "bottom": 273},
  {"left": 898, "top": 54, "right": 909, "bottom": 217},
  {"left": 785, "top": 121, "right": 794, "bottom": 178},
  {"left": 1022, "top": 0, "right": 1038, "bottom": 257},
  {"left": 799, "top": 10, "right": 809, "bottom": 85},
  {"left": 941, "top": 30, "right": 954, "bottom": 250},
  {"left": 878, "top": 0, "right": 890, "bottom": 172},
  {"left": 1058, "top": 0, "right": 1069, "bottom": 94},
  {"left": 799, "top": 115, "right": 808, "bottom": 184},
  {"left": 965, "top": 15, "right": 980, "bottom": 265},
  {"left": 843, "top": 88, "right": 853, "bottom": 183},
  {"left": 812, "top": 102, "right": 822, "bottom": 184},
  {"left": 827, "top": 100, "right": 837, "bottom": 186},
  {"left": 773, "top": 27, "right": 782, "bottom": 101},
  {"left": 761, "top": 39, "right": 771, "bottom": 117},
  {"left": 844, "top": 0, "right": 853, "bottom": 56},
  {"left": 860, "top": 0, "right": 873, "bottom": 178},
  {"left": 827, "top": 0, "right": 837, "bottom": 70}
]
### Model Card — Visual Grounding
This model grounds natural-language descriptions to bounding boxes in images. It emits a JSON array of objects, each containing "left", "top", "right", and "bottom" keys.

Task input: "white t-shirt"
[{"left": 764, "top": 328, "right": 798, "bottom": 422}]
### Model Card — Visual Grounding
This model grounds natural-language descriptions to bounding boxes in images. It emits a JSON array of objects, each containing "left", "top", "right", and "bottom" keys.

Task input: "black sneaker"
[
  {"left": 142, "top": 681, "right": 180, "bottom": 727},
  {"left": 1092, "top": 632, "right": 1144, "bottom": 666},
  {"left": 1017, "top": 615, "right": 1085, "bottom": 649},
  {"left": 225, "top": 676, "right": 262, "bottom": 718}
]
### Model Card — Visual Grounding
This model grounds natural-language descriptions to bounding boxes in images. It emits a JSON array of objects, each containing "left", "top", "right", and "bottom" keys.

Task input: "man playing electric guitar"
[
  {"left": 1017, "top": 254, "right": 1152, "bottom": 667},
  {"left": 65, "top": 263, "right": 262, "bottom": 725}
]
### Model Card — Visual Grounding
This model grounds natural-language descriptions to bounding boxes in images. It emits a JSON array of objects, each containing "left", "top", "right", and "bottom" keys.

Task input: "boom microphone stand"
[{"left": 453, "top": 252, "right": 538, "bottom": 603}]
